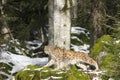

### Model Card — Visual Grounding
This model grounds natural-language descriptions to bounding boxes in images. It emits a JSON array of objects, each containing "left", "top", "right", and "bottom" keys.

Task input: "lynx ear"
[
  {"left": 44, "top": 45, "right": 52, "bottom": 51},
  {"left": 44, "top": 46, "right": 48, "bottom": 50},
  {"left": 44, "top": 46, "right": 46, "bottom": 49}
]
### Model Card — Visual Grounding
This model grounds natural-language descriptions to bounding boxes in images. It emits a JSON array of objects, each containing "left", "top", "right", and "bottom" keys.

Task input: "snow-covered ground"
[
  {"left": 0, "top": 51, "right": 48, "bottom": 73},
  {"left": 0, "top": 51, "right": 48, "bottom": 79}
]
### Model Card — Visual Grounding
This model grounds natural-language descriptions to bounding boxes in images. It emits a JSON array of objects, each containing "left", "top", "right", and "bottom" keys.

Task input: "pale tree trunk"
[
  {"left": 48, "top": 0, "right": 54, "bottom": 46},
  {"left": 71, "top": 0, "right": 78, "bottom": 26},
  {"left": 48, "top": 0, "right": 71, "bottom": 50},
  {"left": 72, "top": 0, "right": 78, "bottom": 19},
  {"left": 1, "top": 22, "right": 14, "bottom": 41},
  {"left": 0, "top": 0, "right": 14, "bottom": 41}
]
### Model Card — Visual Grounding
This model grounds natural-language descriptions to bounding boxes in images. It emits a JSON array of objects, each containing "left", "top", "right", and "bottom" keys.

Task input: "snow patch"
[
  {"left": 71, "top": 27, "right": 89, "bottom": 38},
  {"left": 71, "top": 27, "right": 87, "bottom": 34},
  {"left": 92, "top": 77, "right": 102, "bottom": 80},
  {"left": 25, "top": 40, "right": 42, "bottom": 50},
  {"left": 71, "top": 44, "right": 90, "bottom": 54},
  {"left": 0, "top": 51, "right": 48, "bottom": 74}
]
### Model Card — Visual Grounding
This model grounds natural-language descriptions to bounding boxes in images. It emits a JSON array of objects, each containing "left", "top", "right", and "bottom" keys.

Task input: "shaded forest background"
[{"left": 0, "top": 0, "right": 120, "bottom": 45}]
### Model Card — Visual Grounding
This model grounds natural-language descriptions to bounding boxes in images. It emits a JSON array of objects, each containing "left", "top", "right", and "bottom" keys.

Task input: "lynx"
[{"left": 43, "top": 46, "right": 99, "bottom": 70}]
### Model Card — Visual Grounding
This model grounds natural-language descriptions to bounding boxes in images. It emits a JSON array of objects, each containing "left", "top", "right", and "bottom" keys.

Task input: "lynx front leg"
[
  {"left": 54, "top": 62, "right": 65, "bottom": 70},
  {"left": 43, "top": 59, "right": 55, "bottom": 68}
]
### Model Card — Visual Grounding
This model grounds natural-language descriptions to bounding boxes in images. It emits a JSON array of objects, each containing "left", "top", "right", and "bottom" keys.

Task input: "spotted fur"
[{"left": 44, "top": 46, "right": 99, "bottom": 70}]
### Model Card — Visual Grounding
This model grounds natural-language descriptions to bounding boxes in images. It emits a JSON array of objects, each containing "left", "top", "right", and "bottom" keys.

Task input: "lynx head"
[{"left": 44, "top": 46, "right": 54, "bottom": 55}]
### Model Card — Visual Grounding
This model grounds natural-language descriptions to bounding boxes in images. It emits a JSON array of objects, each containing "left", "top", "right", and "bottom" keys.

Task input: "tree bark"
[
  {"left": 0, "top": 0, "right": 14, "bottom": 41},
  {"left": 48, "top": 0, "right": 71, "bottom": 50},
  {"left": 48, "top": 0, "right": 54, "bottom": 46},
  {"left": 71, "top": 0, "right": 78, "bottom": 26},
  {"left": 72, "top": 0, "right": 78, "bottom": 19},
  {"left": 90, "top": 0, "right": 106, "bottom": 47}
]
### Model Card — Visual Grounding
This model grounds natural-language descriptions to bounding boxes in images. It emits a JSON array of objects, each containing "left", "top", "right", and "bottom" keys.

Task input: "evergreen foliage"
[
  {"left": 0, "top": 39, "right": 27, "bottom": 55},
  {"left": 71, "top": 27, "right": 90, "bottom": 46},
  {"left": 15, "top": 65, "right": 91, "bottom": 80},
  {"left": 90, "top": 35, "right": 113, "bottom": 58},
  {"left": 0, "top": 62, "right": 12, "bottom": 80},
  {"left": 0, "top": 0, "right": 48, "bottom": 41},
  {"left": 0, "top": 39, "right": 46, "bottom": 58},
  {"left": 90, "top": 35, "right": 120, "bottom": 79}
]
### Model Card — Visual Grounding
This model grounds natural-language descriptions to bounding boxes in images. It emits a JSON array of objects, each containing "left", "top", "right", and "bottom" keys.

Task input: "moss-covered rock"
[
  {"left": 15, "top": 65, "right": 91, "bottom": 80},
  {"left": 101, "top": 54, "right": 115, "bottom": 69},
  {"left": 90, "top": 35, "right": 113, "bottom": 66},
  {"left": 90, "top": 35, "right": 120, "bottom": 79},
  {"left": 90, "top": 35, "right": 113, "bottom": 58}
]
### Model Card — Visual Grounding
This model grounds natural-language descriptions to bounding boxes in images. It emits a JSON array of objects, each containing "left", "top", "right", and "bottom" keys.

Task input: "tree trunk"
[
  {"left": 48, "top": 0, "right": 54, "bottom": 46},
  {"left": 71, "top": 0, "right": 78, "bottom": 26},
  {"left": 1, "top": 22, "right": 14, "bottom": 41},
  {"left": 90, "top": 0, "right": 106, "bottom": 47},
  {"left": 48, "top": 0, "right": 71, "bottom": 50},
  {"left": 0, "top": 0, "right": 14, "bottom": 41},
  {"left": 72, "top": 0, "right": 78, "bottom": 19}
]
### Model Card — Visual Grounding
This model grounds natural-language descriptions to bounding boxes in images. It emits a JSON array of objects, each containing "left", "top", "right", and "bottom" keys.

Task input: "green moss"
[
  {"left": 15, "top": 65, "right": 41, "bottom": 80},
  {"left": 90, "top": 35, "right": 120, "bottom": 79},
  {"left": 97, "top": 35, "right": 113, "bottom": 42},
  {"left": 101, "top": 54, "right": 118, "bottom": 78},
  {"left": 101, "top": 54, "right": 115, "bottom": 69},
  {"left": 62, "top": 65, "right": 90, "bottom": 80},
  {"left": 90, "top": 35, "right": 115, "bottom": 70},
  {"left": 15, "top": 65, "right": 91, "bottom": 80},
  {"left": 90, "top": 35, "right": 113, "bottom": 58},
  {"left": 91, "top": 42, "right": 104, "bottom": 57}
]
